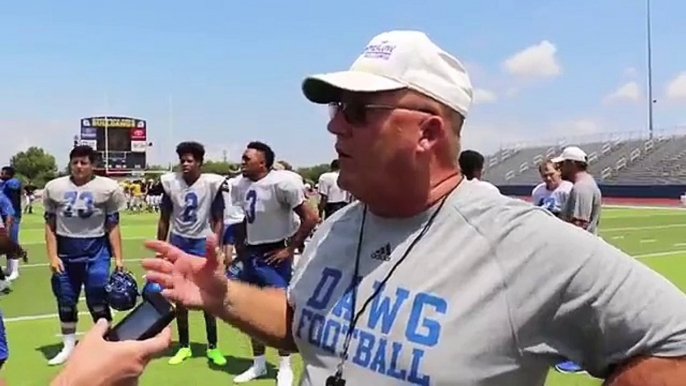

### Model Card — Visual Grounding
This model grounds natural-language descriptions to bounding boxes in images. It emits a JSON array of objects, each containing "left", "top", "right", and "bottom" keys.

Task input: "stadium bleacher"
[{"left": 483, "top": 128, "right": 686, "bottom": 186}]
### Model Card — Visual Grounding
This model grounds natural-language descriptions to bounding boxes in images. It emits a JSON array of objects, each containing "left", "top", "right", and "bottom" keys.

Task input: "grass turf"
[{"left": 2, "top": 205, "right": 686, "bottom": 385}]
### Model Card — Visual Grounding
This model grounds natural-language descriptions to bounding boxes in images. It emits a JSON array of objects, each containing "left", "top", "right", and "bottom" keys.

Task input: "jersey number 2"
[
  {"left": 245, "top": 190, "right": 257, "bottom": 224},
  {"left": 182, "top": 192, "right": 198, "bottom": 223},
  {"left": 63, "top": 191, "right": 94, "bottom": 219}
]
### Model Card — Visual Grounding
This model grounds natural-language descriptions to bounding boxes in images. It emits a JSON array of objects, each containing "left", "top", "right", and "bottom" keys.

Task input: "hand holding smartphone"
[{"left": 105, "top": 291, "right": 176, "bottom": 342}]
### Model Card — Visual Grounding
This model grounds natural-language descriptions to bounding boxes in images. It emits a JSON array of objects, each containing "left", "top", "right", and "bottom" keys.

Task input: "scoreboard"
[{"left": 80, "top": 116, "right": 147, "bottom": 174}]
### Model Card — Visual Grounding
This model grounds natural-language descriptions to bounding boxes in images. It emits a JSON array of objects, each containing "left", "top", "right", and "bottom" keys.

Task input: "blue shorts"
[
  {"left": 0, "top": 310, "right": 7, "bottom": 361},
  {"left": 227, "top": 247, "right": 292, "bottom": 289},
  {"left": 222, "top": 223, "right": 240, "bottom": 245},
  {"left": 8, "top": 217, "right": 19, "bottom": 243},
  {"left": 170, "top": 233, "right": 206, "bottom": 257},
  {"left": 51, "top": 245, "right": 111, "bottom": 310}
]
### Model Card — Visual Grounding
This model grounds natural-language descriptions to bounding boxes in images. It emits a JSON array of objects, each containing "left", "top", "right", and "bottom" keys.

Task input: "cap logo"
[{"left": 362, "top": 40, "right": 396, "bottom": 60}]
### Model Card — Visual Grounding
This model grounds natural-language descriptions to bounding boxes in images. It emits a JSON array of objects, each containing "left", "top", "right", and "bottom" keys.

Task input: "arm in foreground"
[
  {"left": 142, "top": 236, "right": 297, "bottom": 352},
  {"left": 221, "top": 280, "right": 297, "bottom": 352},
  {"left": 0, "top": 227, "right": 21, "bottom": 256},
  {"left": 51, "top": 319, "right": 171, "bottom": 386},
  {"left": 605, "top": 356, "right": 686, "bottom": 386}
]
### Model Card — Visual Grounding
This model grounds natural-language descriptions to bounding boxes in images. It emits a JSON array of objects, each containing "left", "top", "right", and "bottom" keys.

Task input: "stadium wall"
[{"left": 499, "top": 184, "right": 686, "bottom": 199}]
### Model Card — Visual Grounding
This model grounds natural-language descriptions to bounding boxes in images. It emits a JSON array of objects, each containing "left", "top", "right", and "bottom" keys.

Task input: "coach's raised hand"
[
  {"left": 142, "top": 234, "right": 229, "bottom": 315},
  {"left": 143, "top": 234, "right": 297, "bottom": 352}
]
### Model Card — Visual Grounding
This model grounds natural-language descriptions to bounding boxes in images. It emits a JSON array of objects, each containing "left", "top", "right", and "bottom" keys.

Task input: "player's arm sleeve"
[
  {"left": 501, "top": 214, "right": 686, "bottom": 379},
  {"left": 211, "top": 190, "right": 225, "bottom": 219},
  {"left": 317, "top": 175, "right": 328, "bottom": 196},
  {"left": 106, "top": 185, "right": 127, "bottom": 215},
  {"left": 160, "top": 192, "right": 173, "bottom": 213},
  {"left": 276, "top": 178, "right": 306, "bottom": 209}
]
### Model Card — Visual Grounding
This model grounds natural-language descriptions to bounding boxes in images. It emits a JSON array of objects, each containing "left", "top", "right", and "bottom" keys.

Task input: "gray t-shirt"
[
  {"left": 288, "top": 180, "right": 686, "bottom": 386},
  {"left": 561, "top": 173, "right": 602, "bottom": 234}
]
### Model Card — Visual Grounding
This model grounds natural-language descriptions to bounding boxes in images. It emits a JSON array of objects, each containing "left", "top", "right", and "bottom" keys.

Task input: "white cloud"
[
  {"left": 623, "top": 67, "right": 637, "bottom": 78},
  {"left": 473, "top": 88, "right": 498, "bottom": 104},
  {"left": 666, "top": 72, "right": 686, "bottom": 101},
  {"left": 502, "top": 40, "right": 561, "bottom": 78},
  {"left": 603, "top": 81, "right": 641, "bottom": 104}
]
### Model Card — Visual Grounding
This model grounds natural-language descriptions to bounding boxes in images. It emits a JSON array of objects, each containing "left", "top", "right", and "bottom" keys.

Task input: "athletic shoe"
[
  {"left": 168, "top": 347, "right": 192, "bottom": 365},
  {"left": 206, "top": 348, "right": 226, "bottom": 366},
  {"left": 555, "top": 360, "right": 587, "bottom": 374},
  {"left": 0, "top": 279, "right": 10, "bottom": 293},
  {"left": 48, "top": 347, "right": 73, "bottom": 366},
  {"left": 277, "top": 366, "right": 294, "bottom": 386},
  {"left": 233, "top": 364, "right": 267, "bottom": 383}
]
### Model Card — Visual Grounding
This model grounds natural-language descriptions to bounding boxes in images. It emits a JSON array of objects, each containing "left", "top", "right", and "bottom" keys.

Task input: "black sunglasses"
[{"left": 328, "top": 102, "right": 434, "bottom": 126}]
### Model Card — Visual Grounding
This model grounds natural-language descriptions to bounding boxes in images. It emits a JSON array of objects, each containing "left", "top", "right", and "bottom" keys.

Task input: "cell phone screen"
[{"left": 110, "top": 301, "right": 163, "bottom": 341}]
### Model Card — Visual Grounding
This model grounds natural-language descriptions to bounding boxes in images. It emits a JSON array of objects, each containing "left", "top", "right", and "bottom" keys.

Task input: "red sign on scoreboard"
[{"left": 130, "top": 127, "right": 146, "bottom": 140}]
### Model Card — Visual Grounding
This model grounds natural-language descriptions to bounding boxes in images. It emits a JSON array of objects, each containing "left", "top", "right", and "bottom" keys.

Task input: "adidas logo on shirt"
[{"left": 371, "top": 243, "right": 392, "bottom": 261}]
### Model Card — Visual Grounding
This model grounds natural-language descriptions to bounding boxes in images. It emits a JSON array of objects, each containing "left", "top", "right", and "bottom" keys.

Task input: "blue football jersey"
[
  {"left": 0, "top": 192, "right": 15, "bottom": 219},
  {"left": 1, "top": 178, "right": 21, "bottom": 216}
]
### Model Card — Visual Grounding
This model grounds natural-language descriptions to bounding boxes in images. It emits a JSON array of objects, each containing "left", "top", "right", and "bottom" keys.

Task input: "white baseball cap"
[
  {"left": 301, "top": 30, "right": 473, "bottom": 118},
  {"left": 552, "top": 146, "right": 588, "bottom": 163}
]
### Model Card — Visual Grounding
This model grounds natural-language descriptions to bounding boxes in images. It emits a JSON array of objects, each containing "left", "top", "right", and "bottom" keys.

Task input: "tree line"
[{"left": 5, "top": 147, "right": 331, "bottom": 188}]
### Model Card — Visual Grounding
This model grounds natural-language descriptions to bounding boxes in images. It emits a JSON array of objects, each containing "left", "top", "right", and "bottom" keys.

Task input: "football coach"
[{"left": 53, "top": 30, "right": 686, "bottom": 386}]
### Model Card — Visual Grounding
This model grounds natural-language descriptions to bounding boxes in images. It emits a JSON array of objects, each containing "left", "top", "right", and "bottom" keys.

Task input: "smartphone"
[{"left": 105, "top": 291, "right": 176, "bottom": 342}]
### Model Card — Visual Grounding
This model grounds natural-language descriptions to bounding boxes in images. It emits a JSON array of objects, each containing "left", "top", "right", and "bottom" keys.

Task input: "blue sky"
[{"left": 2, "top": 0, "right": 686, "bottom": 167}]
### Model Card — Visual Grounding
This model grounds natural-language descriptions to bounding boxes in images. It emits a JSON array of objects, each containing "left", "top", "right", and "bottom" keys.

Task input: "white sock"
[
  {"left": 63, "top": 333, "right": 76, "bottom": 349},
  {"left": 254, "top": 354, "right": 266, "bottom": 368},
  {"left": 7, "top": 259, "right": 17, "bottom": 275},
  {"left": 279, "top": 355, "right": 291, "bottom": 369}
]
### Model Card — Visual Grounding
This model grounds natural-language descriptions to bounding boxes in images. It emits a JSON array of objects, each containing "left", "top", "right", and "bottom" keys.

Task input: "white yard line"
[
  {"left": 640, "top": 239, "right": 657, "bottom": 243},
  {"left": 675, "top": 243, "right": 686, "bottom": 247},
  {"left": 603, "top": 205, "right": 686, "bottom": 211},
  {"left": 634, "top": 250, "right": 686, "bottom": 259},
  {"left": 601, "top": 224, "right": 686, "bottom": 232},
  {"left": 5, "top": 310, "right": 120, "bottom": 323}
]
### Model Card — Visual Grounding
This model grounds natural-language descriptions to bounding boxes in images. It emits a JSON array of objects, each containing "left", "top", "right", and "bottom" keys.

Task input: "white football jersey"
[
  {"left": 318, "top": 171, "right": 349, "bottom": 203},
  {"left": 222, "top": 176, "right": 245, "bottom": 225},
  {"left": 161, "top": 172, "right": 225, "bottom": 239},
  {"left": 43, "top": 176, "right": 126, "bottom": 238},
  {"left": 232, "top": 170, "right": 305, "bottom": 245}
]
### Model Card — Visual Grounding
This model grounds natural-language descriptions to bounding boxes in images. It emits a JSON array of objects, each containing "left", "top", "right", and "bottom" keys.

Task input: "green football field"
[{"left": 2, "top": 205, "right": 685, "bottom": 386}]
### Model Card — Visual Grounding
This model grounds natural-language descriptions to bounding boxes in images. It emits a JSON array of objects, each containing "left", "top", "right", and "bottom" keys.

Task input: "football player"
[
  {"left": 0, "top": 214, "right": 25, "bottom": 373},
  {"left": 158, "top": 141, "right": 227, "bottom": 366},
  {"left": 1, "top": 166, "right": 23, "bottom": 280},
  {"left": 43, "top": 145, "right": 126, "bottom": 365},
  {"left": 230, "top": 141, "right": 318, "bottom": 385},
  {"left": 0, "top": 192, "right": 16, "bottom": 292}
]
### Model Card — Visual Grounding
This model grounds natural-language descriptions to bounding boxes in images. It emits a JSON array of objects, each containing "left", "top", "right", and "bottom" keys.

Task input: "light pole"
[{"left": 646, "top": 0, "right": 655, "bottom": 139}]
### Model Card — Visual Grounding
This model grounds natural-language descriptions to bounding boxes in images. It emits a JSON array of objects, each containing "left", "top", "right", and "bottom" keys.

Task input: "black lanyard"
[{"left": 327, "top": 188, "right": 453, "bottom": 386}]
